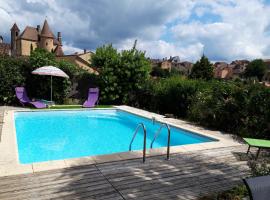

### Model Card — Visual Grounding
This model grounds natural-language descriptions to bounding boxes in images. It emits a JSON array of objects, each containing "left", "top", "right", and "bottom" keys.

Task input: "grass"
[{"left": 48, "top": 105, "right": 113, "bottom": 109}]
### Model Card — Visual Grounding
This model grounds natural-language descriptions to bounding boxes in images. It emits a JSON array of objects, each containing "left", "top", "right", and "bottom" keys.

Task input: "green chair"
[{"left": 243, "top": 138, "right": 270, "bottom": 160}]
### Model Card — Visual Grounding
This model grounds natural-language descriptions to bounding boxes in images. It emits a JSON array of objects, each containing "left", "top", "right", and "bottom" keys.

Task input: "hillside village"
[
  {"left": 1, "top": 20, "right": 270, "bottom": 84},
  {"left": 150, "top": 57, "right": 270, "bottom": 82}
]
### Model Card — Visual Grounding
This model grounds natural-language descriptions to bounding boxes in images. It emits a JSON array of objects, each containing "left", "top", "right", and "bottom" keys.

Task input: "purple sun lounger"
[
  {"left": 83, "top": 88, "right": 99, "bottom": 108},
  {"left": 15, "top": 87, "right": 46, "bottom": 109}
]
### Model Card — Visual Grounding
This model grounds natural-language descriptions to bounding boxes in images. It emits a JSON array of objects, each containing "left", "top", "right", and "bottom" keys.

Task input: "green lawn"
[{"left": 46, "top": 105, "right": 113, "bottom": 109}]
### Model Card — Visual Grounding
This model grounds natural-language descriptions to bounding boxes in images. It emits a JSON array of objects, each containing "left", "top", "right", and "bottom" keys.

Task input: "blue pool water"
[{"left": 15, "top": 109, "right": 214, "bottom": 164}]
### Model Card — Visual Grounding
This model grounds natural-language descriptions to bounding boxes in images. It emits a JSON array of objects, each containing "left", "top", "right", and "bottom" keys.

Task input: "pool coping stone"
[{"left": 0, "top": 105, "right": 242, "bottom": 177}]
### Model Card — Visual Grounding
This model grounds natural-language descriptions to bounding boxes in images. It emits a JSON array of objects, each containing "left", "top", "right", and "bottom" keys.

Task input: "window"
[
  {"left": 46, "top": 42, "right": 48, "bottom": 46},
  {"left": 15, "top": 32, "right": 18, "bottom": 36}
]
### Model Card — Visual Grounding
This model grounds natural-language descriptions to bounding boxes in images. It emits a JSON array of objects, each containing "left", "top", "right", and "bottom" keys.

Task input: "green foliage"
[
  {"left": 244, "top": 59, "right": 267, "bottom": 81},
  {"left": 0, "top": 56, "right": 29, "bottom": 104},
  {"left": 134, "top": 76, "right": 205, "bottom": 118},
  {"left": 76, "top": 70, "right": 100, "bottom": 100},
  {"left": 135, "top": 76, "right": 270, "bottom": 139},
  {"left": 188, "top": 81, "right": 270, "bottom": 138},
  {"left": 27, "top": 48, "right": 79, "bottom": 103},
  {"left": 189, "top": 55, "right": 214, "bottom": 80},
  {"left": 0, "top": 48, "right": 86, "bottom": 105},
  {"left": 29, "top": 48, "right": 56, "bottom": 67},
  {"left": 249, "top": 160, "right": 270, "bottom": 176},
  {"left": 150, "top": 66, "right": 170, "bottom": 77},
  {"left": 200, "top": 185, "right": 248, "bottom": 200},
  {"left": 92, "top": 43, "right": 151, "bottom": 104}
]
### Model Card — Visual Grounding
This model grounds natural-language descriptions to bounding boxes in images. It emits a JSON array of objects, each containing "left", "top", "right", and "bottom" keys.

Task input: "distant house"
[
  {"left": 160, "top": 59, "right": 172, "bottom": 71},
  {"left": 214, "top": 62, "right": 233, "bottom": 79},
  {"left": 172, "top": 61, "right": 193, "bottom": 75},
  {"left": 150, "top": 56, "right": 193, "bottom": 75},
  {"left": 56, "top": 50, "right": 98, "bottom": 74},
  {"left": 230, "top": 60, "right": 249, "bottom": 77},
  {"left": 0, "top": 36, "right": 11, "bottom": 56}
]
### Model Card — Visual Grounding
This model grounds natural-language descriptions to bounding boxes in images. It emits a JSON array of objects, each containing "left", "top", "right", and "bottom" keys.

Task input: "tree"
[
  {"left": 0, "top": 56, "right": 29, "bottom": 104},
  {"left": 27, "top": 48, "right": 77, "bottom": 103},
  {"left": 189, "top": 55, "right": 214, "bottom": 80},
  {"left": 29, "top": 48, "right": 56, "bottom": 68},
  {"left": 244, "top": 59, "right": 267, "bottom": 81},
  {"left": 91, "top": 42, "right": 151, "bottom": 104}
]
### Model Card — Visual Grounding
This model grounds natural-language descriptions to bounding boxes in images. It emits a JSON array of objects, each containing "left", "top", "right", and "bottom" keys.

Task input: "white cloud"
[
  {"left": 171, "top": 0, "right": 270, "bottom": 61},
  {"left": 117, "top": 38, "right": 203, "bottom": 61},
  {"left": 1, "top": 0, "right": 270, "bottom": 61},
  {"left": 62, "top": 42, "right": 83, "bottom": 55}
]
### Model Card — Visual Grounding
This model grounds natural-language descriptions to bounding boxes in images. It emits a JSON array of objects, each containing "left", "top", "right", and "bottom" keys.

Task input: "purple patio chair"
[
  {"left": 83, "top": 88, "right": 99, "bottom": 108},
  {"left": 244, "top": 175, "right": 270, "bottom": 200},
  {"left": 15, "top": 87, "right": 46, "bottom": 109}
]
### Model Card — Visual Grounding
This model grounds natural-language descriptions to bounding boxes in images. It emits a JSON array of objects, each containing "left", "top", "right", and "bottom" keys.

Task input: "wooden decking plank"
[
  {"left": 0, "top": 180, "right": 115, "bottom": 200},
  {"left": 0, "top": 145, "right": 251, "bottom": 200},
  {"left": 0, "top": 164, "right": 98, "bottom": 185},
  {"left": 115, "top": 169, "right": 249, "bottom": 195},
  {"left": 114, "top": 167, "right": 249, "bottom": 192},
  {"left": 121, "top": 172, "right": 247, "bottom": 199},
  {"left": 105, "top": 161, "right": 248, "bottom": 186},
  {"left": 98, "top": 149, "right": 245, "bottom": 173},
  {"left": 97, "top": 153, "right": 240, "bottom": 176},
  {"left": 0, "top": 172, "right": 107, "bottom": 194},
  {"left": 100, "top": 157, "right": 247, "bottom": 182}
]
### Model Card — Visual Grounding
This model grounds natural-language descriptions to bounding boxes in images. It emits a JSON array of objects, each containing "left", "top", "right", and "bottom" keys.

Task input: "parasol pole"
[{"left": 50, "top": 75, "right": 53, "bottom": 102}]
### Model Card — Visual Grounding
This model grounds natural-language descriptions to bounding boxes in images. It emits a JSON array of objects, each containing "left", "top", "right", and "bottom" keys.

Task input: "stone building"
[
  {"left": 10, "top": 20, "right": 64, "bottom": 57},
  {"left": 214, "top": 62, "right": 233, "bottom": 79},
  {"left": 0, "top": 36, "right": 11, "bottom": 56},
  {"left": 56, "top": 50, "right": 98, "bottom": 74},
  {"left": 0, "top": 19, "right": 97, "bottom": 73}
]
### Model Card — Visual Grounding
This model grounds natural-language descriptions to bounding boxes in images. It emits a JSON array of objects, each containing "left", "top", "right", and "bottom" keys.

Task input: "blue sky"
[{"left": 1, "top": 0, "right": 270, "bottom": 62}]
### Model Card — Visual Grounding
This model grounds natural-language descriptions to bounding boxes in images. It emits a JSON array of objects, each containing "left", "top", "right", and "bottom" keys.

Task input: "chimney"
[
  {"left": 84, "top": 49, "right": 87, "bottom": 54},
  {"left": 57, "top": 32, "right": 62, "bottom": 46}
]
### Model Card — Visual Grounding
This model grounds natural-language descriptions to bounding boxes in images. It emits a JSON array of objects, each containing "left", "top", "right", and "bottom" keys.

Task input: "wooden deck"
[{"left": 0, "top": 145, "right": 251, "bottom": 200}]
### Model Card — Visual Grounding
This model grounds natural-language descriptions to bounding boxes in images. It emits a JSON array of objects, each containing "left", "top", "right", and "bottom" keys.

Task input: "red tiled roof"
[
  {"left": 18, "top": 26, "right": 39, "bottom": 41},
  {"left": 41, "top": 20, "right": 54, "bottom": 38}
]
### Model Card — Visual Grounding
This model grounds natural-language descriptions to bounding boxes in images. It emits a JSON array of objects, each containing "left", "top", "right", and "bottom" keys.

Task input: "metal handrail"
[
  {"left": 129, "top": 123, "right": 147, "bottom": 163},
  {"left": 150, "top": 123, "right": 171, "bottom": 160}
]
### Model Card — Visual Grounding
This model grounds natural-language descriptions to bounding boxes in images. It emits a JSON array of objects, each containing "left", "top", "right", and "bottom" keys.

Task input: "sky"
[{"left": 1, "top": 0, "right": 270, "bottom": 62}]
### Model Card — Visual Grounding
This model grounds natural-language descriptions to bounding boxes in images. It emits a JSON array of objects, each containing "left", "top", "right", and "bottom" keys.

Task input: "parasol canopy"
[{"left": 32, "top": 66, "right": 69, "bottom": 102}]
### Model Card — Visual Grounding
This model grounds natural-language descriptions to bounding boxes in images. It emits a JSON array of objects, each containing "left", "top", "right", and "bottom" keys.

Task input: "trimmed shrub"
[{"left": 134, "top": 76, "right": 270, "bottom": 139}]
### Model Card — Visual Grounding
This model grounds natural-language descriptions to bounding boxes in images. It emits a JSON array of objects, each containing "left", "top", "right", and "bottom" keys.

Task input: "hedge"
[{"left": 132, "top": 76, "right": 270, "bottom": 139}]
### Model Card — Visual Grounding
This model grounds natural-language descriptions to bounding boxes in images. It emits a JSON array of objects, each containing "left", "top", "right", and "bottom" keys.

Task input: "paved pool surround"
[{"left": 0, "top": 105, "right": 241, "bottom": 177}]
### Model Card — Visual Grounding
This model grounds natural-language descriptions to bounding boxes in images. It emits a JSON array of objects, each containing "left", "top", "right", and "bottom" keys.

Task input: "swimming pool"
[{"left": 15, "top": 109, "right": 214, "bottom": 164}]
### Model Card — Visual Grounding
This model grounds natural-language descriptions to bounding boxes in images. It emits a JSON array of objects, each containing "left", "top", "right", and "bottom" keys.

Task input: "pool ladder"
[
  {"left": 129, "top": 123, "right": 147, "bottom": 163},
  {"left": 151, "top": 123, "right": 171, "bottom": 160},
  {"left": 129, "top": 122, "right": 171, "bottom": 162}
]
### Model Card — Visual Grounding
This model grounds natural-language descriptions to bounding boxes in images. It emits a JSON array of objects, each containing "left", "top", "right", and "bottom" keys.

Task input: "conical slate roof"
[
  {"left": 41, "top": 20, "right": 54, "bottom": 38},
  {"left": 10, "top": 23, "right": 20, "bottom": 31}
]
